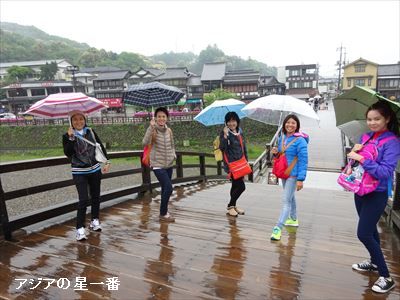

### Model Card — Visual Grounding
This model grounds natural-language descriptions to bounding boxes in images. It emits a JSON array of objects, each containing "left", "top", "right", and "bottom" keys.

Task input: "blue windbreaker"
[{"left": 277, "top": 132, "right": 309, "bottom": 181}]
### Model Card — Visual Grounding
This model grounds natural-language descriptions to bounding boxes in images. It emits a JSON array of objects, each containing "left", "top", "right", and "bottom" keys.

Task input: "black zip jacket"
[
  {"left": 62, "top": 128, "right": 108, "bottom": 169},
  {"left": 219, "top": 129, "right": 248, "bottom": 173}
]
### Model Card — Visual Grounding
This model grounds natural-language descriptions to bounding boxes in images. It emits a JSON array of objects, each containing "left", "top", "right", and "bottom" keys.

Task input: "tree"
[
  {"left": 203, "top": 88, "right": 238, "bottom": 107},
  {"left": 40, "top": 62, "right": 58, "bottom": 80},
  {"left": 5, "top": 65, "right": 34, "bottom": 82}
]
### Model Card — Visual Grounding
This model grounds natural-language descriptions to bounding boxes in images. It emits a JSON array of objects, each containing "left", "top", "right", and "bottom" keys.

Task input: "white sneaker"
[
  {"left": 227, "top": 206, "right": 238, "bottom": 217},
  {"left": 76, "top": 227, "right": 87, "bottom": 241},
  {"left": 89, "top": 219, "right": 102, "bottom": 231}
]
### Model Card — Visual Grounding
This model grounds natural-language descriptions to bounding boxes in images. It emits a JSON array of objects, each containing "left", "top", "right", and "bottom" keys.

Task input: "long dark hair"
[
  {"left": 282, "top": 114, "right": 300, "bottom": 135},
  {"left": 366, "top": 101, "right": 399, "bottom": 136}
]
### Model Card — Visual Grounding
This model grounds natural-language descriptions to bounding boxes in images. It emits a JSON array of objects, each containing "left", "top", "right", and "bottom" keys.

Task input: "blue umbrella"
[
  {"left": 123, "top": 82, "right": 185, "bottom": 108},
  {"left": 194, "top": 99, "right": 247, "bottom": 126}
]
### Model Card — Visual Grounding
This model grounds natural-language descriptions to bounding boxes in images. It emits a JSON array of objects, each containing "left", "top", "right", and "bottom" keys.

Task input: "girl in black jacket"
[
  {"left": 219, "top": 112, "right": 248, "bottom": 217},
  {"left": 62, "top": 110, "right": 110, "bottom": 241}
]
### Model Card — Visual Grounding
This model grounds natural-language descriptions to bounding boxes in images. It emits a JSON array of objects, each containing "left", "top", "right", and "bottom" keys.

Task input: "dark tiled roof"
[
  {"left": 144, "top": 68, "right": 165, "bottom": 76},
  {"left": 94, "top": 70, "right": 131, "bottom": 81},
  {"left": 285, "top": 64, "right": 317, "bottom": 70},
  {"left": 80, "top": 66, "right": 122, "bottom": 73},
  {"left": 378, "top": 64, "right": 400, "bottom": 76},
  {"left": 154, "top": 67, "right": 191, "bottom": 80},
  {"left": 201, "top": 62, "right": 226, "bottom": 81},
  {"left": 259, "top": 75, "right": 285, "bottom": 86},
  {"left": 223, "top": 70, "right": 260, "bottom": 84},
  {"left": 187, "top": 76, "right": 202, "bottom": 86}
]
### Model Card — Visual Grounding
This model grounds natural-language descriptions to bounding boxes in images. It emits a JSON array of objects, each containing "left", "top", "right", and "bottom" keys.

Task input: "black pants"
[
  {"left": 228, "top": 177, "right": 245, "bottom": 207},
  {"left": 73, "top": 170, "right": 102, "bottom": 229}
]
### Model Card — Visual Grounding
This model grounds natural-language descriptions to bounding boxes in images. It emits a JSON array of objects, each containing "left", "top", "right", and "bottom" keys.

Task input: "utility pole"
[
  {"left": 66, "top": 65, "right": 79, "bottom": 92},
  {"left": 336, "top": 44, "right": 346, "bottom": 94}
]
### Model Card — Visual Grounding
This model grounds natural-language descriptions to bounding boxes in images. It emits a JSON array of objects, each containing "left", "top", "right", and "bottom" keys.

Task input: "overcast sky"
[{"left": 1, "top": 0, "right": 399, "bottom": 76}]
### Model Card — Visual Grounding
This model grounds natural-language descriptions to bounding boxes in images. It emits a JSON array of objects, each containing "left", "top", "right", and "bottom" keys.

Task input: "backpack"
[
  {"left": 337, "top": 133, "right": 397, "bottom": 196},
  {"left": 213, "top": 135, "right": 223, "bottom": 162}
]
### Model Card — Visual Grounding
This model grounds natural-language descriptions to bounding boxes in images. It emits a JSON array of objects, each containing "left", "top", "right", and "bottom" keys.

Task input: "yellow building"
[{"left": 342, "top": 58, "right": 378, "bottom": 91}]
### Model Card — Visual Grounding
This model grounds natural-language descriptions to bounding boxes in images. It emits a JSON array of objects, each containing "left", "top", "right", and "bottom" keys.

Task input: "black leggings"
[
  {"left": 228, "top": 177, "right": 245, "bottom": 207},
  {"left": 73, "top": 170, "right": 102, "bottom": 229}
]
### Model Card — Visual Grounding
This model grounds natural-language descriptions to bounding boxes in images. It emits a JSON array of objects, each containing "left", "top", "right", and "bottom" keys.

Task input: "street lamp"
[{"left": 66, "top": 65, "right": 79, "bottom": 92}]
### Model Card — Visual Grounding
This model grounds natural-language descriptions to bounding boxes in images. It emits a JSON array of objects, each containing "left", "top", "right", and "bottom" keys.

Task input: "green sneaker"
[
  {"left": 271, "top": 226, "right": 282, "bottom": 241},
  {"left": 284, "top": 218, "right": 299, "bottom": 227}
]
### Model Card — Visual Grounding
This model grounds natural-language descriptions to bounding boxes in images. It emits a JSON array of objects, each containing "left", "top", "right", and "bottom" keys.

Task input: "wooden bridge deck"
[{"left": 1, "top": 181, "right": 399, "bottom": 299}]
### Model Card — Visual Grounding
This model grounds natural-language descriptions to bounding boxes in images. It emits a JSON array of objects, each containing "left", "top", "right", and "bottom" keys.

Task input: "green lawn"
[{"left": 0, "top": 144, "right": 265, "bottom": 163}]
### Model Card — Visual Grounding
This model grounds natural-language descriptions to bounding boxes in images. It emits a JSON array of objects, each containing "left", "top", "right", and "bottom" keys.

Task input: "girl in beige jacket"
[{"left": 143, "top": 107, "right": 176, "bottom": 221}]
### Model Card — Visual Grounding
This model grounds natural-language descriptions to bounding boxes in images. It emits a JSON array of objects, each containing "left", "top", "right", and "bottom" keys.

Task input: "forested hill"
[{"left": 0, "top": 22, "right": 276, "bottom": 75}]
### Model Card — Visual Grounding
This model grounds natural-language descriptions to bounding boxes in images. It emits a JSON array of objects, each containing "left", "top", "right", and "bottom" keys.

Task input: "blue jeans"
[
  {"left": 276, "top": 177, "right": 297, "bottom": 228},
  {"left": 355, "top": 191, "right": 389, "bottom": 277},
  {"left": 153, "top": 168, "right": 173, "bottom": 216}
]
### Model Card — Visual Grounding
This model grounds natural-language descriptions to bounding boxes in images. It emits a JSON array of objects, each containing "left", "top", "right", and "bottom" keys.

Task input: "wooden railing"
[{"left": 0, "top": 150, "right": 225, "bottom": 240}]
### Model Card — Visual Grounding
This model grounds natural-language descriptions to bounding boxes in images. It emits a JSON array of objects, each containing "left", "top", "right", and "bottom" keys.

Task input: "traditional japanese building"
[
  {"left": 258, "top": 75, "right": 286, "bottom": 96},
  {"left": 153, "top": 67, "right": 193, "bottom": 91},
  {"left": 93, "top": 70, "right": 131, "bottom": 112},
  {"left": 222, "top": 69, "right": 260, "bottom": 101},
  {"left": 377, "top": 63, "right": 400, "bottom": 101},
  {"left": 2, "top": 81, "right": 75, "bottom": 113},
  {"left": 129, "top": 67, "right": 164, "bottom": 85},
  {"left": 201, "top": 62, "right": 226, "bottom": 93}
]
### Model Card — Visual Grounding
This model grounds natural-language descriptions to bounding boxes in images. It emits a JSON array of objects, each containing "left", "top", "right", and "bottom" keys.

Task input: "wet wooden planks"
[{"left": 1, "top": 181, "right": 399, "bottom": 299}]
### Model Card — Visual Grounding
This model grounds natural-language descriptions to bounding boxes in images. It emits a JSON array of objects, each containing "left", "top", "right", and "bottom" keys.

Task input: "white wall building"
[{"left": 0, "top": 59, "right": 73, "bottom": 80}]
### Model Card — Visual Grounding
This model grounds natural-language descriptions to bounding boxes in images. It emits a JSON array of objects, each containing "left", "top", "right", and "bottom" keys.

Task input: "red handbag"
[
  {"left": 272, "top": 136, "right": 298, "bottom": 179},
  {"left": 223, "top": 135, "right": 252, "bottom": 180},
  {"left": 142, "top": 144, "right": 152, "bottom": 167}
]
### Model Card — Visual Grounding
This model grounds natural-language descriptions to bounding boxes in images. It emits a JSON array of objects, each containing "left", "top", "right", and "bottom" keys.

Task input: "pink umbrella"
[{"left": 23, "top": 92, "right": 108, "bottom": 118}]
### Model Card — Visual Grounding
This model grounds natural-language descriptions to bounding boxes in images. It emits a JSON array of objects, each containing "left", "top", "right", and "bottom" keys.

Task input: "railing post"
[
  {"left": 248, "top": 164, "right": 254, "bottom": 182},
  {"left": 176, "top": 154, "right": 183, "bottom": 178},
  {"left": 217, "top": 161, "right": 222, "bottom": 176},
  {"left": 0, "top": 178, "right": 12, "bottom": 240},
  {"left": 199, "top": 155, "right": 206, "bottom": 181},
  {"left": 265, "top": 143, "right": 272, "bottom": 166},
  {"left": 140, "top": 155, "right": 152, "bottom": 194}
]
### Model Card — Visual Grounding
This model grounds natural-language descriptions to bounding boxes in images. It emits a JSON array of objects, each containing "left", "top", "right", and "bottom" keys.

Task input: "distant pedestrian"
[
  {"left": 63, "top": 110, "right": 110, "bottom": 241},
  {"left": 143, "top": 107, "right": 176, "bottom": 222},
  {"left": 325, "top": 100, "right": 329, "bottom": 110},
  {"left": 347, "top": 101, "right": 400, "bottom": 294},
  {"left": 219, "top": 111, "right": 249, "bottom": 217},
  {"left": 270, "top": 114, "right": 309, "bottom": 241},
  {"left": 313, "top": 99, "right": 319, "bottom": 112}
]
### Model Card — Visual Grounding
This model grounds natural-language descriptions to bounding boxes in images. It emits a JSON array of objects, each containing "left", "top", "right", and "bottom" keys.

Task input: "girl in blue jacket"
[
  {"left": 270, "top": 114, "right": 309, "bottom": 241},
  {"left": 347, "top": 101, "right": 400, "bottom": 294}
]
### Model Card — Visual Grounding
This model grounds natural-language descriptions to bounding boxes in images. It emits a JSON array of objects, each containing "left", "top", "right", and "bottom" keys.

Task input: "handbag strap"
[
  {"left": 280, "top": 135, "right": 299, "bottom": 176},
  {"left": 75, "top": 129, "right": 96, "bottom": 146},
  {"left": 281, "top": 135, "right": 299, "bottom": 153},
  {"left": 284, "top": 157, "right": 298, "bottom": 176}
]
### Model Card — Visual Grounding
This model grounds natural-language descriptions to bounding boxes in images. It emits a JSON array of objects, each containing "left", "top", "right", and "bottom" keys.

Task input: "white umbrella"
[
  {"left": 337, "top": 120, "right": 369, "bottom": 144},
  {"left": 241, "top": 95, "right": 320, "bottom": 126}
]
